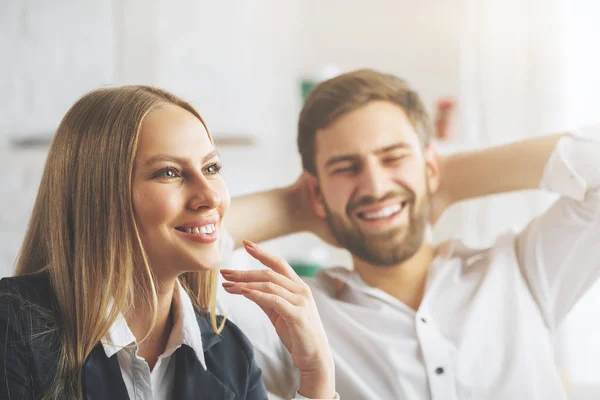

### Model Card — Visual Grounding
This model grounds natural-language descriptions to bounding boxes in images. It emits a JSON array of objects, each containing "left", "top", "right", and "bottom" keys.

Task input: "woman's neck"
[{"left": 126, "top": 278, "right": 177, "bottom": 370}]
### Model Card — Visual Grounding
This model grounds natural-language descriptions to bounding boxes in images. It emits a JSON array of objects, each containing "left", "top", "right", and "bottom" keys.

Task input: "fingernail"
[
  {"left": 220, "top": 269, "right": 233, "bottom": 275},
  {"left": 243, "top": 240, "right": 256, "bottom": 250},
  {"left": 240, "top": 287, "right": 252, "bottom": 294},
  {"left": 222, "top": 282, "right": 235, "bottom": 287}
]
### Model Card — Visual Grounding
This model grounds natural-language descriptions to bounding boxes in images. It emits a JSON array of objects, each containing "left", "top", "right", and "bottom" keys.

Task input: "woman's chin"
[{"left": 188, "top": 252, "right": 222, "bottom": 272}]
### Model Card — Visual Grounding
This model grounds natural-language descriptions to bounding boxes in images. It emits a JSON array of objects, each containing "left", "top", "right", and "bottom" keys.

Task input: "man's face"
[{"left": 311, "top": 101, "right": 438, "bottom": 266}]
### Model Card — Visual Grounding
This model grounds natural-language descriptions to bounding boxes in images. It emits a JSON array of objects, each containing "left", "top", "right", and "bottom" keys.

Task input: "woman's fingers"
[
  {"left": 222, "top": 281, "right": 305, "bottom": 307},
  {"left": 241, "top": 240, "right": 304, "bottom": 285},
  {"left": 220, "top": 240, "right": 315, "bottom": 325},
  {"left": 220, "top": 242, "right": 334, "bottom": 390},
  {"left": 238, "top": 288, "right": 298, "bottom": 321},
  {"left": 220, "top": 268, "right": 304, "bottom": 294}
]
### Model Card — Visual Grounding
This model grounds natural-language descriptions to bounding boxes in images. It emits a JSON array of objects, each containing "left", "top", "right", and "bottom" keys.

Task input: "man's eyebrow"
[
  {"left": 143, "top": 149, "right": 220, "bottom": 167},
  {"left": 324, "top": 142, "right": 410, "bottom": 168},
  {"left": 324, "top": 155, "right": 358, "bottom": 168},
  {"left": 374, "top": 142, "right": 411, "bottom": 154}
]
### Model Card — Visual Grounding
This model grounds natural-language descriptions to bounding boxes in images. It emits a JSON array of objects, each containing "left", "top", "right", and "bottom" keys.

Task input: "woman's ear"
[
  {"left": 424, "top": 144, "right": 441, "bottom": 194},
  {"left": 303, "top": 171, "right": 327, "bottom": 219}
]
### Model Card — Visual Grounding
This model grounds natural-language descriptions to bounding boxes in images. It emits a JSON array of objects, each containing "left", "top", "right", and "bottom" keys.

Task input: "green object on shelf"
[
  {"left": 301, "top": 79, "right": 318, "bottom": 102},
  {"left": 289, "top": 262, "right": 321, "bottom": 278}
]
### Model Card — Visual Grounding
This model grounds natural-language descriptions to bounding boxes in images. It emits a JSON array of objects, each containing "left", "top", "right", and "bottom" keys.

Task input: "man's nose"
[{"left": 356, "top": 158, "right": 391, "bottom": 200}]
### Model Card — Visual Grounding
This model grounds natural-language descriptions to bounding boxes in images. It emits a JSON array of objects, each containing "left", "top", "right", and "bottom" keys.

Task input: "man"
[{"left": 218, "top": 69, "right": 600, "bottom": 399}]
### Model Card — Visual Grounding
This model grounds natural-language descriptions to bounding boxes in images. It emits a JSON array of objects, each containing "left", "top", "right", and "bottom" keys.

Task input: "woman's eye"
[
  {"left": 154, "top": 167, "right": 181, "bottom": 179},
  {"left": 205, "top": 162, "right": 223, "bottom": 175}
]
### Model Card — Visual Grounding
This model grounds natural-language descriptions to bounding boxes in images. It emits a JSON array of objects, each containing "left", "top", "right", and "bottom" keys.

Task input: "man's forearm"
[
  {"left": 438, "top": 133, "right": 567, "bottom": 207},
  {"left": 224, "top": 186, "right": 303, "bottom": 249}
]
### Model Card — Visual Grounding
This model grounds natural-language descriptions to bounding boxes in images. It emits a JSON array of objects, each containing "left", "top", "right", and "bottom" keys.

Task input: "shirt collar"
[
  {"left": 101, "top": 280, "right": 206, "bottom": 369},
  {"left": 167, "top": 280, "right": 206, "bottom": 368},
  {"left": 316, "top": 239, "right": 459, "bottom": 298}
]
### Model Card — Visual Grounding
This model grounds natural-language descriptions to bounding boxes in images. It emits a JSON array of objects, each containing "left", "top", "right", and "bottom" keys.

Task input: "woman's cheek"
[{"left": 216, "top": 179, "right": 231, "bottom": 215}]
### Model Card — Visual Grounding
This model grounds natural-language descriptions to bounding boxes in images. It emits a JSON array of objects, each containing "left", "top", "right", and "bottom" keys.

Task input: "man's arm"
[
  {"left": 514, "top": 129, "right": 600, "bottom": 328},
  {"left": 224, "top": 177, "right": 335, "bottom": 249},
  {"left": 225, "top": 134, "right": 568, "bottom": 247},
  {"left": 436, "top": 134, "right": 566, "bottom": 209},
  {"left": 223, "top": 187, "right": 298, "bottom": 249}
]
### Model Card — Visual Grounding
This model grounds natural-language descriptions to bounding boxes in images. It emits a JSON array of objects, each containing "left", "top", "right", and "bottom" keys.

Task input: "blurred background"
[{"left": 1, "top": 0, "right": 600, "bottom": 398}]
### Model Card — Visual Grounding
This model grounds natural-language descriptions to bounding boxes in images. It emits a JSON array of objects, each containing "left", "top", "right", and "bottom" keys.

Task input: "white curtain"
[{"left": 452, "top": 0, "right": 600, "bottom": 395}]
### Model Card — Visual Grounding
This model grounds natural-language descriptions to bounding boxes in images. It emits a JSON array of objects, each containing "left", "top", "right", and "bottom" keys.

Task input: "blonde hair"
[
  {"left": 298, "top": 69, "right": 433, "bottom": 175},
  {"left": 14, "top": 85, "right": 224, "bottom": 399}
]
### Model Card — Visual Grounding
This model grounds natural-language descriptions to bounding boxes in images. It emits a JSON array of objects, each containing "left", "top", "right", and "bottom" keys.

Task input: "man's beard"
[{"left": 324, "top": 190, "right": 429, "bottom": 266}]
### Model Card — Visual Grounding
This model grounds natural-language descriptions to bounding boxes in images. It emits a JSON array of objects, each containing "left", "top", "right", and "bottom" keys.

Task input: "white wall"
[
  {"left": 0, "top": 0, "right": 116, "bottom": 275},
  {"left": 0, "top": 0, "right": 114, "bottom": 148},
  {"left": 0, "top": 0, "right": 465, "bottom": 274}
]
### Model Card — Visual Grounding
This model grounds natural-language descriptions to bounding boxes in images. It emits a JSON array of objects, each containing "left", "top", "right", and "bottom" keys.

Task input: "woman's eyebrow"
[{"left": 143, "top": 149, "right": 220, "bottom": 167}]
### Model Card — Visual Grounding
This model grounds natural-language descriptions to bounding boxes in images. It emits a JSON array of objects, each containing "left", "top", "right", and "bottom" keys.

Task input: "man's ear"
[
  {"left": 303, "top": 171, "right": 327, "bottom": 219},
  {"left": 424, "top": 143, "right": 441, "bottom": 194}
]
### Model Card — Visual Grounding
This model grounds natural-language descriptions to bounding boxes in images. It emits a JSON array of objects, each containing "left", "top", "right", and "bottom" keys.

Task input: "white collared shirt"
[
  {"left": 102, "top": 280, "right": 206, "bottom": 400},
  {"left": 217, "top": 131, "right": 600, "bottom": 400}
]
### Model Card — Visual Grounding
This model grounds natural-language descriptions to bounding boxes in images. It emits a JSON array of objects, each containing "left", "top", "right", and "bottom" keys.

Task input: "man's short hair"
[{"left": 297, "top": 69, "right": 433, "bottom": 175}]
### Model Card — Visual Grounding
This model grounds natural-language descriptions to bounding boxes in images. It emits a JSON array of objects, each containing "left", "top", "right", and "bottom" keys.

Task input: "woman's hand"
[{"left": 220, "top": 240, "right": 335, "bottom": 399}]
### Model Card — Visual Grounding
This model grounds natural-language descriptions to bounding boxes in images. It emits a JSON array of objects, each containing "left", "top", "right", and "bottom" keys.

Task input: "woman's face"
[{"left": 131, "top": 104, "right": 230, "bottom": 281}]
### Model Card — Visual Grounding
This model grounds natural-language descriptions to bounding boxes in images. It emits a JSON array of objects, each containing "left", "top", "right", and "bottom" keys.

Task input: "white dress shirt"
[
  {"left": 101, "top": 280, "right": 206, "bottom": 400},
  {"left": 217, "top": 131, "right": 600, "bottom": 400},
  {"left": 102, "top": 278, "right": 330, "bottom": 400}
]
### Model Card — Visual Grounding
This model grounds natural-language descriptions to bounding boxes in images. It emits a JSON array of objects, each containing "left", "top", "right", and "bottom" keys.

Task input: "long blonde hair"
[{"left": 14, "top": 85, "right": 224, "bottom": 399}]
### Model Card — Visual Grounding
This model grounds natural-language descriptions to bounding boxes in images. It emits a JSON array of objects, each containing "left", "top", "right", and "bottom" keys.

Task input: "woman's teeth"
[
  {"left": 178, "top": 224, "right": 216, "bottom": 234},
  {"left": 359, "top": 203, "right": 403, "bottom": 220}
]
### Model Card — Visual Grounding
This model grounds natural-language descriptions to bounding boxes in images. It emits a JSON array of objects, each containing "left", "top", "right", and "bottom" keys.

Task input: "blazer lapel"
[
  {"left": 80, "top": 312, "right": 235, "bottom": 400},
  {"left": 173, "top": 345, "right": 235, "bottom": 400},
  {"left": 82, "top": 344, "right": 130, "bottom": 400},
  {"left": 173, "top": 311, "right": 235, "bottom": 400}
]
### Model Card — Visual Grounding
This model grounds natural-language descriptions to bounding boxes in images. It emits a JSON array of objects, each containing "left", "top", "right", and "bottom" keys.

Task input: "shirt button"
[
  {"left": 420, "top": 317, "right": 427, "bottom": 323},
  {"left": 435, "top": 367, "right": 445, "bottom": 375}
]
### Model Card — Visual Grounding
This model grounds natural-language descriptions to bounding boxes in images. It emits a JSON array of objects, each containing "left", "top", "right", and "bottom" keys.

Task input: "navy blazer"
[{"left": 0, "top": 273, "right": 268, "bottom": 399}]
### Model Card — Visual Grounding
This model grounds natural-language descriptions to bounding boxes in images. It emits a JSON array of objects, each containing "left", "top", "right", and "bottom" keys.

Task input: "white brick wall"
[
  {"left": 0, "top": 0, "right": 115, "bottom": 275},
  {"left": 0, "top": 149, "right": 46, "bottom": 276},
  {"left": 0, "top": 0, "right": 114, "bottom": 148}
]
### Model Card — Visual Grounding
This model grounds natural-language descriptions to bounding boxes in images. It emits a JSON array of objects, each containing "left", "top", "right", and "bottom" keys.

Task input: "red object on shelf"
[
  {"left": 435, "top": 98, "right": 455, "bottom": 141},
  {"left": 438, "top": 98, "right": 454, "bottom": 110}
]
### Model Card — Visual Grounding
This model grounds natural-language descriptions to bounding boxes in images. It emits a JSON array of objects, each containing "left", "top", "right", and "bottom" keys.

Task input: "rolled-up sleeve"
[{"left": 517, "top": 128, "right": 600, "bottom": 328}]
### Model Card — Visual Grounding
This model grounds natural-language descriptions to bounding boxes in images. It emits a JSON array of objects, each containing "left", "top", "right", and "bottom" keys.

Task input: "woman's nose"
[{"left": 187, "top": 179, "right": 221, "bottom": 210}]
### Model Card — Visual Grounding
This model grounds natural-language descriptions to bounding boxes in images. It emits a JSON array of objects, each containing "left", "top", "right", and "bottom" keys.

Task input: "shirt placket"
[
  {"left": 415, "top": 306, "right": 458, "bottom": 400},
  {"left": 128, "top": 346, "right": 154, "bottom": 400}
]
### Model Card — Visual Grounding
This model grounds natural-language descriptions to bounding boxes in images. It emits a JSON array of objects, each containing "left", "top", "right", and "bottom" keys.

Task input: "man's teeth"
[
  {"left": 182, "top": 224, "right": 216, "bottom": 234},
  {"left": 361, "top": 204, "right": 403, "bottom": 220}
]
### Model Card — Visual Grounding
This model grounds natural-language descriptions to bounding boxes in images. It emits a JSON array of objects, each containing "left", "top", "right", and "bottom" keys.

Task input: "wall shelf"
[{"left": 11, "top": 134, "right": 257, "bottom": 150}]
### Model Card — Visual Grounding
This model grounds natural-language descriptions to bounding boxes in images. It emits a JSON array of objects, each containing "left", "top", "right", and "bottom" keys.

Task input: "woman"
[{"left": 0, "top": 86, "right": 335, "bottom": 399}]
